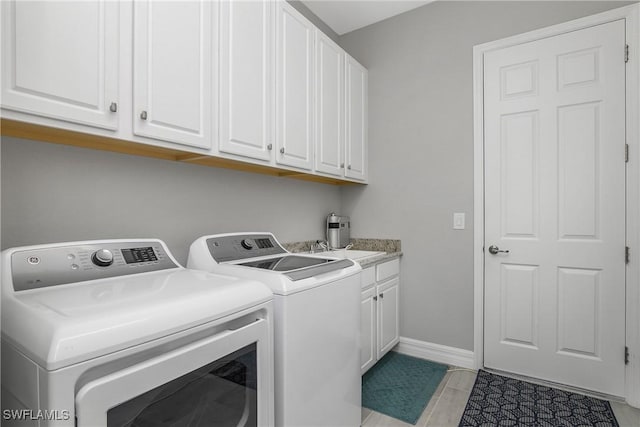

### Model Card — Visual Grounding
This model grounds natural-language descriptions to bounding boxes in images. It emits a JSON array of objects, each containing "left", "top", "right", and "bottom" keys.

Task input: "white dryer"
[
  {"left": 188, "top": 232, "right": 362, "bottom": 427},
  {"left": 1, "top": 239, "right": 274, "bottom": 427}
]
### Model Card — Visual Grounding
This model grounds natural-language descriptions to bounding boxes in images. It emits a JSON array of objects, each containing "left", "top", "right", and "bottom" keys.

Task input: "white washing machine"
[
  {"left": 188, "top": 232, "right": 362, "bottom": 427},
  {"left": 1, "top": 239, "right": 274, "bottom": 427}
]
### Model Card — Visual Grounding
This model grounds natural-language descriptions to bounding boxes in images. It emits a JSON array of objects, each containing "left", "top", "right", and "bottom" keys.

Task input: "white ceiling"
[{"left": 301, "top": 0, "right": 435, "bottom": 35}]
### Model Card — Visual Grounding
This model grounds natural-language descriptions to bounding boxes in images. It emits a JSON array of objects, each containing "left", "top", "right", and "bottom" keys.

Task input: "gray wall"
[
  {"left": 1, "top": 1, "right": 634, "bottom": 353},
  {"left": 339, "top": 1, "right": 634, "bottom": 351},
  {"left": 0, "top": 137, "right": 341, "bottom": 264}
]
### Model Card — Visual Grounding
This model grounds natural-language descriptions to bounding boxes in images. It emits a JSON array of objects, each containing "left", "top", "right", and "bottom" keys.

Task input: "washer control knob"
[
  {"left": 241, "top": 239, "right": 254, "bottom": 250},
  {"left": 92, "top": 249, "right": 114, "bottom": 267}
]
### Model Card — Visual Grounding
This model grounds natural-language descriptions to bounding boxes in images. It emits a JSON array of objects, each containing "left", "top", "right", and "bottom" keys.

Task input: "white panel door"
[
  {"left": 275, "top": 2, "right": 314, "bottom": 170},
  {"left": 361, "top": 286, "right": 377, "bottom": 374},
  {"left": 133, "top": 0, "right": 213, "bottom": 149},
  {"left": 315, "top": 30, "right": 345, "bottom": 177},
  {"left": 1, "top": 0, "right": 119, "bottom": 130},
  {"left": 219, "top": 0, "right": 274, "bottom": 161},
  {"left": 377, "top": 278, "right": 399, "bottom": 359},
  {"left": 345, "top": 55, "right": 368, "bottom": 181},
  {"left": 484, "top": 20, "right": 626, "bottom": 396}
]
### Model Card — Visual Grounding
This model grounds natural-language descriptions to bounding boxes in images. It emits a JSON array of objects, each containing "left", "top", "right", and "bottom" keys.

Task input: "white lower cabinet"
[
  {"left": 361, "top": 258, "right": 400, "bottom": 374},
  {"left": 361, "top": 286, "right": 377, "bottom": 373}
]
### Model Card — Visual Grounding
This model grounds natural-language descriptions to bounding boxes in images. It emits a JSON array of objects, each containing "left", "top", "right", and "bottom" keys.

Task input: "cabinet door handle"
[
  {"left": 140, "top": 110, "right": 148, "bottom": 120},
  {"left": 280, "top": 147, "right": 285, "bottom": 154},
  {"left": 379, "top": 293, "right": 384, "bottom": 299},
  {"left": 373, "top": 296, "right": 378, "bottom": 301},
  {"left": 340, "top": 163, "right": 345, "bottom": 168},
  {"left": 109, "top": 102, "right": 118, "bottom": 113},
  {"left": 267, "top": 144, "right": 273, "bottom": 151},
  {"left": 347, "top": 164, "right": 352, "bottom": 170}
]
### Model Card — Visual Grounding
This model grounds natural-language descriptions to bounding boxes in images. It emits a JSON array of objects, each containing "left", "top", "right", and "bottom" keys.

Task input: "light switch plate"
[{"left": 453, "top": 213, "right": 465, "bottom": 230}]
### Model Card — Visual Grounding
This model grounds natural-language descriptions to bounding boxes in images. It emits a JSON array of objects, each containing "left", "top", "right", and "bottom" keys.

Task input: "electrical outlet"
[{"left": 453, "top": 213, "right": 465, "bottom": 230}]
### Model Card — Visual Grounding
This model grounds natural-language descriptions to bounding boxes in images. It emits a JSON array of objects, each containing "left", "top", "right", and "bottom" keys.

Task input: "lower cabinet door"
[
  {"left": 377, "top": 277, "right": 399, "bottom": 360},
  {"left": 360, "top": 286, "right": 377, "bottom": 374}
]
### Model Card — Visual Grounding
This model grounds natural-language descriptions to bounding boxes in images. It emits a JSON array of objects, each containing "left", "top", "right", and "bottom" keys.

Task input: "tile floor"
[{"left": 361, "top": 368, "right": 640, "bottom": 427}]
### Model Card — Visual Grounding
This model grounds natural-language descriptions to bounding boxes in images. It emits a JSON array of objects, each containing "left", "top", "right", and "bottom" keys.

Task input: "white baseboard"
[{"left": 395, "top": 337, "right": 475, "bottom": 369}]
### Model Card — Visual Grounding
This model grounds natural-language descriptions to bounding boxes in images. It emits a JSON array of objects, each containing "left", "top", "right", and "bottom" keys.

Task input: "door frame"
[{"left": 473, "top": 3, "right": 640, "bottom": 406}]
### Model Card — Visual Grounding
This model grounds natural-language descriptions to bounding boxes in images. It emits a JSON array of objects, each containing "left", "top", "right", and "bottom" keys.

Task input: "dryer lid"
[{"left": 2, "top": 269, "right": 272, "bottom": 371}]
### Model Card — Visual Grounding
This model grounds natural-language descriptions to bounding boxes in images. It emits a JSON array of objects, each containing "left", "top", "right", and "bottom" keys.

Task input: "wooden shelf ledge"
[{"left": 1, "top": 119, "right": 362, "bottom": 186}]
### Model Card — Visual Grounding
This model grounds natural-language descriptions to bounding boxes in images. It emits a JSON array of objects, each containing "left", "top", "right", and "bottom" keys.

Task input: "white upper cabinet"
[
  {"left": 133, "top": 0, "right": 214, "bottom": 149},
  {"left": 345, "top": 55, "right": 368, "bottom": 181},
  {"left": 1, "top": 0, "right": 120, "bottom": 130},
  {"left": 315, "top": 30, "right": 344, "bottom": 177},
  {"left": 275, "top": 1, "right": 314, "bottom": 170},
  {"left": 219, "top": 0, "right": 274, "bottom": 161}
]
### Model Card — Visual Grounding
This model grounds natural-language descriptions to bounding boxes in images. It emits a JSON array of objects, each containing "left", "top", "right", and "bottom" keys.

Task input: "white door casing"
[
  {"left": 1, "top": 0, "right": 119, "bottom": 130},
  {"left": 483, "top": 20, "right": 626, "bottom": 396},
  {"left": 133, "top": 0, "right": 213, "bottom": 149}
]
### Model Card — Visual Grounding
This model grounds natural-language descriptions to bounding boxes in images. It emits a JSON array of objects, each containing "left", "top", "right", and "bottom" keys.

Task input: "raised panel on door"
[
  {"left": 483, "top": 20, "right": 626, "bottom": 396},
  {"left": 133, "top": 0, "right": 213, "bottom": 149},
  {"left": 219, "top": 0, "right": 273, "bottom": 161},
  {"left": 1, "top": 0, "right": 119, "bottom": 130},
  {"left": 275, "top": 2, "right": 314, "bottom": 170},
  {"left": 377, "top": 278, "right": 399, "bottom": 360},
  {"left": 345, "top": 55, "right": 367, "bottom": 181},
  {"left": 315, "top": 30, "right": 344, "bottom": 177},
  {"left": 361, "top": 287, "right": 377, "bottom": 374}
]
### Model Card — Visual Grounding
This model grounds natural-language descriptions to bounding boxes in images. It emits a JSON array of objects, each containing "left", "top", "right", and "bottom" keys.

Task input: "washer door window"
[
  {"left": 107, "top": 344, "right": 257, "bottom": 426},
  {"left": 75, "top": 318, "right": 270, "bottom": 427}
]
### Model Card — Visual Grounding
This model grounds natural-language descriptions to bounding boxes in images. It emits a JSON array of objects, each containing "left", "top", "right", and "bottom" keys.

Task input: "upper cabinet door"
[
  {"left": 1, "top": 0, "right": 119, "bottom": 130},
  {"left": 275, "top": 2, "right": 314, "bottom": 170},
  {"left": 345, "top": 55, "right": 368, "bottom": 181},
  {"left": 219, "top": 0, "right": 274, "bottom": 161},
  {"left": 315, "top": 30, "right": 344, "bottom": 177},
  {"left": 133, "top": 1, "right": 214, "bottom": 149}
]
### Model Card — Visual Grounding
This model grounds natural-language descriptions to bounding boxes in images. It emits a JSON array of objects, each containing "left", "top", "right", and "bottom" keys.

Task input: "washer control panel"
[
  {"left": 206, "top": 233, "right": 286, "bottom": 263},
  {"left": 10, "top": 241, "right": 178, "bottom": 291}
]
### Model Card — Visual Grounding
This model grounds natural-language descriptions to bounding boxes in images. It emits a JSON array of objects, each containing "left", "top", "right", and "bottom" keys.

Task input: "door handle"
[{"left": 488, "top": 245, "right": 509, "bottom": 255}]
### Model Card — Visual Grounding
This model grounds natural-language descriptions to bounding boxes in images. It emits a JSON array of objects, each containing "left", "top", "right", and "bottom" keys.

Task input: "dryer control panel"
[{"left": 10, "top": 240, "right": 179, "bottom": 291}]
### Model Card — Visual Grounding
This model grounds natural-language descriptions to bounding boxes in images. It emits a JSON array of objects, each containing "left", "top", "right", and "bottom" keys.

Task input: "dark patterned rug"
[{"left": 459, "top": 370, "right": 619, "bottom": 427}]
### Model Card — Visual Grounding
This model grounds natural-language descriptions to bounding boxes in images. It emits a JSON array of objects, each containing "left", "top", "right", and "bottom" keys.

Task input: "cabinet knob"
[
  {"left": 280, "top": 147, "right": 285, "bottom": 154},
  {"left": 340, "top": 163, "right": 345, "bottom": 168},
  {"left": 347, "top": 164, "right": 352, "bottom": 170},
  {"left": 109, "top": 102, "right": 118, "bottom": 113},
  {"left": 373, "top": 296, "right": 378, "bottom": 301},
  {"left": 379, "top": 293, "right": 384, "bottom": 299},
  {"left": 140, "top": 110, "right": 148, "bottom": 120},
  {"left": 267, "top": 143, "right": 273, "bottom": 151}
]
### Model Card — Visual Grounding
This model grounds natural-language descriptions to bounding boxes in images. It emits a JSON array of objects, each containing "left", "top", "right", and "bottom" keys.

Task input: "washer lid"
[
  {"left": 1, "top": 269, "right": 272, "bottom": 371},
  {"left": 239, "top": 255, "right": 355, "bottom": 281}
]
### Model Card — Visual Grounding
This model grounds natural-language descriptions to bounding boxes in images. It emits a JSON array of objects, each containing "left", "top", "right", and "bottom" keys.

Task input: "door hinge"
[
  {"left": 625, "top": 346, "right": 630, "bottom": 365},
  {"left": 626, "top": 246, "right": 630, "bottom": 264},
  {"left": 626, "top": 144, "right": 629, "bottom": 163},
  {"left": 625, "top": 44, "right": 630, "bottom": 63}
]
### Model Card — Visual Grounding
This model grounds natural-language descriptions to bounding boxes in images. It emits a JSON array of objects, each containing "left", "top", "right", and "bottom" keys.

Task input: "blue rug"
[{"left": 362, "top": 352, "right": 448, "bottom": 424}]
